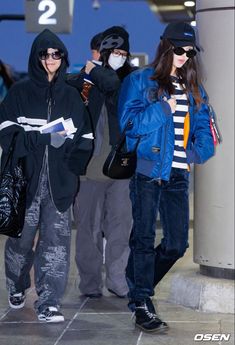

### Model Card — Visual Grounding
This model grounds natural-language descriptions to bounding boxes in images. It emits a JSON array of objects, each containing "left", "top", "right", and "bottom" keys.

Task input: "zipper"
[
  {"left": 45, "top": 97, "right": 57, "bottom": 209},
  {"left": 156, "top": 91, "right": 171, "bottom": 184},
  {"left": 33, "top": 98, "right": 52, "bottom": 198},
  {"left": 47, "top": 98, "right": 52, "bottom": 122},
  {"left": 157, "top": 121, "right": 170, "bottom": 184}
]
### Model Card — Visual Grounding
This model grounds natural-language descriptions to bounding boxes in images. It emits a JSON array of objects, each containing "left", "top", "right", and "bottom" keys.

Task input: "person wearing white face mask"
[
  {"left": 108, "top": 50, "right": 127, "bottom": 70},
  {"left": 99, "top": 26, "right": 132, "bottom": 78},
  {"left": 69, "top": 26, "right": 137, "bottom": 300}
]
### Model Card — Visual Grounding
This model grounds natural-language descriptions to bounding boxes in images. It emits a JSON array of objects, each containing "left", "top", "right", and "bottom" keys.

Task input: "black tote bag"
[{"left": 0, "top": 134, "right": 27, "bottom": 238}]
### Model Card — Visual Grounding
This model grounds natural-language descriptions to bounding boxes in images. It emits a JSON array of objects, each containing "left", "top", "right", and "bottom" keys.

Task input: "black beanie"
[
  {"left": 99, "top": 26, "right": 130, "bottom": 53},
  {"left": 90, "top": 32, "right": 104, "bottom": 51}
]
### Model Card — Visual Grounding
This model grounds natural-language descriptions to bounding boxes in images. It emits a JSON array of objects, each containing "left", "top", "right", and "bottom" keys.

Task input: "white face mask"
[{"left": 108, "top": 53, "right": 127, "bottom": 70}]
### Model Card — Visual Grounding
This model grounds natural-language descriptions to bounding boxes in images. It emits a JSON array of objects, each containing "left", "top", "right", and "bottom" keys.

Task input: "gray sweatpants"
[
  {"left": 74, "top": 178, "right": 132, "bottom": 296},
  {"left": 4, "top": 172, "right": 71, "bottom": 314}
]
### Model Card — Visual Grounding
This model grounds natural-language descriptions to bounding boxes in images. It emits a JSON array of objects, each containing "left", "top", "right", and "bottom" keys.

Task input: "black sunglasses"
[
  {"left": 173, "top": 47, "right": 197, "bottom": 58},
  {"left": 39, "top": 51, "right": 64, "bottom": 61}
]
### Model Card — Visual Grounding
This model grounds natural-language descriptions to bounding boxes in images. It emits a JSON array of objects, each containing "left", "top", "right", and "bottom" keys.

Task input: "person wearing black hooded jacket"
[
  {"left": 0, "top": 29, "right": 92, "bottom": 322},
  {"left": 67, "top": 26, "right": 136, "bottom": 299}
]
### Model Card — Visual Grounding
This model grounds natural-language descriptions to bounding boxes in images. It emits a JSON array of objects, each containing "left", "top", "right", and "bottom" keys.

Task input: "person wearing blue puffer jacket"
[{"left": 118, "top": 22, "right": 215, "bottom": 333}]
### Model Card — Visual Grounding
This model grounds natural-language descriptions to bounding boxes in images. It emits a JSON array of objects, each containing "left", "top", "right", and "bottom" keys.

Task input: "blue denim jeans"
[{"left": 126, "top": 168, "right": 189, "bottom": 307}]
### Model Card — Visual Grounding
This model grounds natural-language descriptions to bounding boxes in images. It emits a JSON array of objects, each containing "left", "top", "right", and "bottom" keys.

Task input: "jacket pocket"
[{"left": 137, "top": 128, "right": 162, "bottom": 161}]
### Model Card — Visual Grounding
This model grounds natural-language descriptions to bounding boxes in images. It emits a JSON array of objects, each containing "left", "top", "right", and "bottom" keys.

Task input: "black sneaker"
[
  {"left": 135, "top": 301, "right": 168, "bottom": 333},
  {"left": 38, "top": 306, "right": 65, "bottom": 323},
  {"left": 146, "top": 297, "right": 156, "bottom": 313},
  {"left": 9, "top": 292, "right": 25, "bottom": 309}
]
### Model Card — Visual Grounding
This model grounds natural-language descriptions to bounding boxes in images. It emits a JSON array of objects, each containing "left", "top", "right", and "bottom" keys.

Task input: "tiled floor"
[{"left": 0, "top": 230, "right": 234, "bottom": 345}]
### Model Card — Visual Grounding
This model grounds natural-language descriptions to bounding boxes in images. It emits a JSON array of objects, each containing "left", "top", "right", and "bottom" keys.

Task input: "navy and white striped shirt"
[{"left": 171, "top": 77, "right": 188, "bottom": 170}]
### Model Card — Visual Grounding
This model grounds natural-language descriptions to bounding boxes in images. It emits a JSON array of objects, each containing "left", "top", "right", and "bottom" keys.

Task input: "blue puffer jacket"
[{"left": 118, "top": 67, "right": 215, "bottom": 181}]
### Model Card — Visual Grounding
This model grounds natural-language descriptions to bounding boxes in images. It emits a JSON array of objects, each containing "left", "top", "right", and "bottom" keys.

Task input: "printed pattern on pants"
[{"left": 4, "top": 169, "right": 71, "bottom": 313}]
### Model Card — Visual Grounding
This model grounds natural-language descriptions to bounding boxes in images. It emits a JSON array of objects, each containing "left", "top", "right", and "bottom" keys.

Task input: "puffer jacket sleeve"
[
  {"left": 0, "top": 84, "right": 51, "bottom": 157},
  {"left": 66, "top": 71, "right": 84, "bottom": 91},
  {"left": 118, "top": 69, "right": 172, "bottom": 137},
  {"left": 89, "top": 65, "right": 120, "bottom": 94},
  {"left": 186, "top": 87, "right": 215, "bottom": 164},
  {"left": 67, "top": 66, "right": 120, "bottom": 95}
]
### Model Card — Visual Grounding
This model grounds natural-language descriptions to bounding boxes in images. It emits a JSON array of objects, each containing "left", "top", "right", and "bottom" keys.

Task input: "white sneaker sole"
[
  {"left": 38, "top": 315, "right": 65, "bottom": 323},
  {"left": 9, "top": 300, "right": 25, "bottom": 309}
]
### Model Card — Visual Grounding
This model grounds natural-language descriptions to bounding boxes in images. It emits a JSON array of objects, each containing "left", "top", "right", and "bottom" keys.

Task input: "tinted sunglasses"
[
  {"left": 39, "top": 51, "right": 64, "bottom": 61},
  {"left": 173, "top": 47, "right": 197, "bottom": 58}
]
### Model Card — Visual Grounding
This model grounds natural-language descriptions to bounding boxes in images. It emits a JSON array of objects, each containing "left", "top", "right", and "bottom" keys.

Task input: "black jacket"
[
  {"left": 0, "top": 29, "right": 92, "bottom": 212},
  {"left": 67, "top": 65, "right": 121, "bottom": 146},
  {"left": 67, "top": 62, "right": 136, "bottom": 156}
]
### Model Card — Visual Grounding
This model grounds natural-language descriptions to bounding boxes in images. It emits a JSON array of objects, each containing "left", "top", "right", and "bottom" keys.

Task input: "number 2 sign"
[
  {"left": 38, "top": 0, "right": 57, "bottom": 25},
  {"left": 25, "top": 0, "right": 74, "bottom": 33}
]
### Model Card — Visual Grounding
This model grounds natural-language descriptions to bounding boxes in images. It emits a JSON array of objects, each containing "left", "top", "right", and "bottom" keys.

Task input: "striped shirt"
[{"left": 171, "top": 76, "right": 189, "bottom": 170}]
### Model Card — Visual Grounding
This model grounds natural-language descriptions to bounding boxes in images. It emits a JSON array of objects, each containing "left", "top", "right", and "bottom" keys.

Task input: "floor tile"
[
  {"left": 58, "top": 329, "right": 140, "bottom": 345},
  {"left": 0, "top": 230, "right": 233, "bottom": 345}
]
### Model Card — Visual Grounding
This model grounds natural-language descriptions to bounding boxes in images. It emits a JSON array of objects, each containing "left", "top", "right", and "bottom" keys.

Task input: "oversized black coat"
[{"left": 0, "top": 29, "right": 92, "bottom": 212}]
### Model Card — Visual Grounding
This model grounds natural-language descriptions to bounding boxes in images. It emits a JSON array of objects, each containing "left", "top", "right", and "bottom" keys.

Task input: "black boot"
[{"left": 135, "top": 300, "right": 168, "bottom": 333}]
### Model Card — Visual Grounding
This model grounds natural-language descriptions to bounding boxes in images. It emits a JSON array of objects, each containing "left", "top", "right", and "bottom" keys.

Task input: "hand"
[
  {"left": 57, "top": 130, "right": 68, "bottom": 137},
  {"left": 85, "top": 60, "right": 96, "bottom": 74},
  {"left": 167, "top": 96, "right": 176, "bottom": 113},
  {"left": 50, "top": 132, "right": 66, "bottom": 148}
]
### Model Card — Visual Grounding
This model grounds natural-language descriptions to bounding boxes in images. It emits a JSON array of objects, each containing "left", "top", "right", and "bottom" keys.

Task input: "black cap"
[
  {"left": 90, "top": 32, "right": 103, "bottom": 51},
  {"left": 161, "top": 22, "right": 200, "bottom": 51},
  {"left": 99, "top": 26, "right": 130, "bottom": 53}
]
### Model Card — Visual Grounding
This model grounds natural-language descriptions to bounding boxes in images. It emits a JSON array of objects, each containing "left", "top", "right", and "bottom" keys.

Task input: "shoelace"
[
  {"left": 48, "top": 307, "right": 58, "bottom": 312},
  {"left": 43, "top": 307, "right": 59, "bottom": 317},
  {"left": 135, "top": 304, "right": 158, "bottom": 320},
  {"left": 131, "top": 312, "right": 135, "bottom": 321},
  {"left": 45, "top": 307, "right": 58, "bottom": 317},
  {"left": 45, "top": 311, "right": 54, "bottom": 317},
  {"left": 10, "top": 293, "right": 24, "bottom": 301}
]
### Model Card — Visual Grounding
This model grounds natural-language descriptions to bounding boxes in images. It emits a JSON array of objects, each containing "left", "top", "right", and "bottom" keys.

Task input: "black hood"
[{"left": 28, "top": 29, "right": 69, "bottom": 86}]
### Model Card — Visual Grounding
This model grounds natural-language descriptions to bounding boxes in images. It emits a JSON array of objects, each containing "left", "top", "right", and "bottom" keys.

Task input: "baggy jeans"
[
  {"left": 4, "top": 172, "right": 71, "bottom": 313},
  {"left": 74, "top": 178, "right": 132, "bottom": 296},
  {"left": 126, "top": 168, "right": 189, "bottom": 305}
]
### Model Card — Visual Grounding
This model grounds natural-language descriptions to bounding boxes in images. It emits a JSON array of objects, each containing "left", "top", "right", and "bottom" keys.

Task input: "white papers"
[
  {"left": 64, "top": 118, "right": 77, "bottom": 136},
  {"left": 39, "top": 117, "right": 77, "bottom": 138},
  {"left": 39, "top": 117, "right": 94, "bottom": 140},
  {"left": 82, "top": 132, "right": 94, "bottom": 139},
  {"left": 39, "top": 118, "right": 66, "bottom": 134}
]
